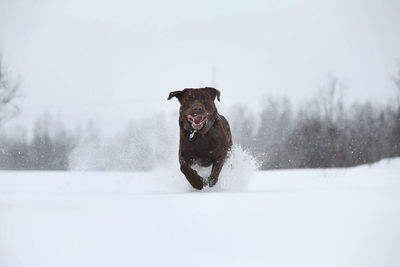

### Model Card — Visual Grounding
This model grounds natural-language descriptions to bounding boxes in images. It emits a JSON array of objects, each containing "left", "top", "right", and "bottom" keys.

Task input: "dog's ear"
[
  {"left": 167, "top": 90, "right": 184, "bottom": 100},
  {"left": 205, "top": 87, "right": 221, "bottom": 102}
]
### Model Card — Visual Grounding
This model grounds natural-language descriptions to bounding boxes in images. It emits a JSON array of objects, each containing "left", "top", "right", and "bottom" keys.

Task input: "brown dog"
[{"left": 168, "top": 87, "right": 232, "bottom": 190}]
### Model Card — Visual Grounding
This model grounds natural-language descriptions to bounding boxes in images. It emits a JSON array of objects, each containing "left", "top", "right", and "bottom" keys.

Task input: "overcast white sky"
[{"left": 1, "top": 0, "right": 399, "bottom": 132}]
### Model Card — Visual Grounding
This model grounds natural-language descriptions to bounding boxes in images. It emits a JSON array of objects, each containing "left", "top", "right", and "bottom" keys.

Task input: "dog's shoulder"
[{"left": 215, "top": 114, "right": 230, "bottom": 132}]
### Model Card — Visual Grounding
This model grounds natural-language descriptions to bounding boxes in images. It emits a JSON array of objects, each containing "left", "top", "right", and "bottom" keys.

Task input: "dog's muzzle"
[{"left": 187, "top": 115, "right": 207, "bottom": 130}]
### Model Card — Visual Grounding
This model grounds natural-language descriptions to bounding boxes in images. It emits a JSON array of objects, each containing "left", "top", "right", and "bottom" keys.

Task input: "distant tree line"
[
  {"left": 230, "top": 75, "right": 400, "bottom": 169},
  {"left": 0, "top": 114, "right": 76, "bottom": 170},
  {"left": 0, "top": 75, "right": 399, "bottom": 171}
]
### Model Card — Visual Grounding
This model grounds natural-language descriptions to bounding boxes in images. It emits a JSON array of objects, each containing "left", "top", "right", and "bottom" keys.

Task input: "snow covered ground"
[{"left": 0, "top": 158, "right": 399, "bottom": 267}]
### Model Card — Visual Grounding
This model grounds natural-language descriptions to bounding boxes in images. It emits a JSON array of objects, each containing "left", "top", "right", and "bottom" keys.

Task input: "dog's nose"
[{"left": 192, "top": 105, "right": 202, "bottom": 115}]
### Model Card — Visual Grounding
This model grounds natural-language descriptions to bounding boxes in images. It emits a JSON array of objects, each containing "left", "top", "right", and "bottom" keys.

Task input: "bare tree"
[
  {"left": 390, "top": 68, "right": 400, "bottom": 156},
  {"left": 318, "top": 75, "right": 345, "bottom": 126},
  {"left": 0, "top": 55, "right": 20, "bottom": 127},
  {"left": 392, "top": 68, "right": 400, "bottom": 108}
]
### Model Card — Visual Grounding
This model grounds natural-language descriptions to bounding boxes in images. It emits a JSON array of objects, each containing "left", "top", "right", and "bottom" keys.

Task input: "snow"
[{"left": 0, "top": 158, "right": 399, "bottom": 267}]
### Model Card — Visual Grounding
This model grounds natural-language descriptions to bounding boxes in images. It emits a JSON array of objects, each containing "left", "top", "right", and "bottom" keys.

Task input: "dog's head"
[{"left": 168, "top": 87, "right": 221, "bottom": 134}]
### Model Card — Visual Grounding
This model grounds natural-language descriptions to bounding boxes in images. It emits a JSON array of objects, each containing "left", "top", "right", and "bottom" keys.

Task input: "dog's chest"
[
  {"left": 187, "top": 129, "right": 220, "bottom": 151},
  {"left": 187, "top": 133, "right": 218, "bottom": 166},
  {"left": 190, "top": 132, "right": 208, "bottom": 149}
]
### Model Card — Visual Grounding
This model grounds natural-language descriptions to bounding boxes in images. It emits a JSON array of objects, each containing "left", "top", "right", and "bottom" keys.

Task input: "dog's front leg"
[
  {"left": 180, "top": 161, "right": 204, "bottom": 190},
  {"left": 208, "top": 156, "right": 226, "bottom": 187}
]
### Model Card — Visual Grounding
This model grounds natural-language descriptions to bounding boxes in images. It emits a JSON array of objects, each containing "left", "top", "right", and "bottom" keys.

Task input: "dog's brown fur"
[{"left": 168, "top": 87, "right": 232, "bottom": 190}]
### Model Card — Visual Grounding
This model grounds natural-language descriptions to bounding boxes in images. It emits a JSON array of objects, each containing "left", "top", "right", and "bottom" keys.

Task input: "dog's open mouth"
[{"left": 187, "top": 115, "right": 207, "bottom": 130}]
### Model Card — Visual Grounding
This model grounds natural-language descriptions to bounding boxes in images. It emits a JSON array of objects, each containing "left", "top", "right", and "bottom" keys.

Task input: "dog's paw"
[
  {"left": 187, "top": 173, "right": 204, "bottom": 190},
  {"left": 208, "top": 176, "right": 218, "bottom": 187}
]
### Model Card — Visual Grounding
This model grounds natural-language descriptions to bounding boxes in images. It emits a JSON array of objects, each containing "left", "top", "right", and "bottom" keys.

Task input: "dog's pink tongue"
[{"left": 187, "top": 115, "right": 202, "bottom": 124}]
